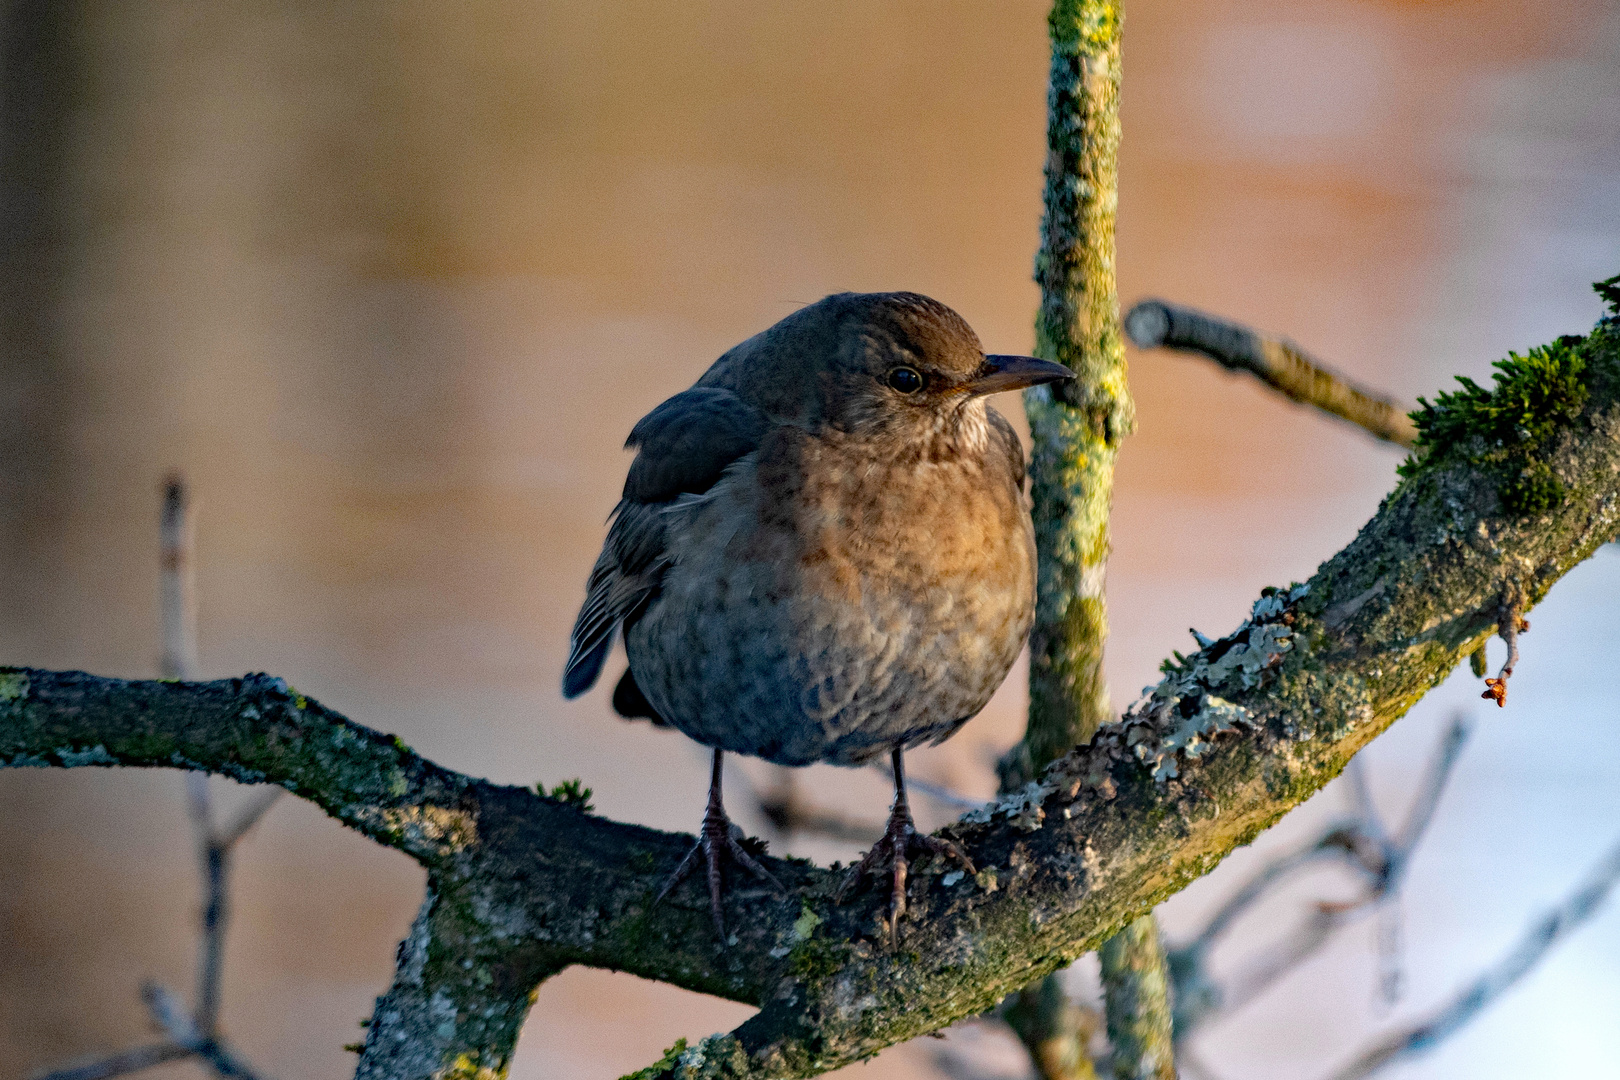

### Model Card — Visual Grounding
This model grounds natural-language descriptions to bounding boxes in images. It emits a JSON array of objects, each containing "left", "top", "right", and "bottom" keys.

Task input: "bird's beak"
[{"left": 966, "top": 354, "right": 1075, "bottom": 397}]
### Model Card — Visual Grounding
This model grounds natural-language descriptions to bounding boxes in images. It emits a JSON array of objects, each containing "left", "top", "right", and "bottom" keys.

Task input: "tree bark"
[
  {"left": 3, "top": 297, "right": 1616, "bottom": 1080},
  {"left": 1018, "top": 4, "right": 1176, "bottom": 1076}
]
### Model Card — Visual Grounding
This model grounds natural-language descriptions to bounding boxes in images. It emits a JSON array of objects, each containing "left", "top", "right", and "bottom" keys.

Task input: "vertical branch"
[
  {"left": 1014, "top": 4, "right": 1172, "bottom": 1080},
  {"left": 1002, "top": 976, "right": 1102, "bottom": 1080},
  {"left": 1023, "top": 0, "right": 1132, "bottom": 766},
  {"left": 1098, "top": 918, "right": 1177, "bottom": 1080},
  {"left": 186, "top": 774, "right": 228, "bottom": 1034},
  {"left": 160, "top": 474, "right": 196, "bottom": 681}
]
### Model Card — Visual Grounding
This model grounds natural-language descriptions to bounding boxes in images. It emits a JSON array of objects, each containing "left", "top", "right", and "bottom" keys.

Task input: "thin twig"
[
  {"left": 1123, "top": 299, "right": 1417, "bottom": 447},
  {"left": 1172, "top": 718, "right": 1472, "bottom": 1035},
  {"left": 874, "top": 761, "right": 987, "bottom": 812},
  {"left": 215, "top": 787, "right": 284, "bottom": 849},
  {"left": 1481, "top": 598, "right": 1528, "bottom": 707},
  {"left": 1394, "top": 717, "right": 1471, "bottom": 853},
  {"left": 33, "top": 476, "right": 272, "bottom": 1080},
  {"left": 33, "top": 1045, "right": 191, "bottom": 1080},
  {"left": 1326, "top": 835, "right": 1620, "bottom": 1080},
  {"left": 159, "top": 475, "right": 196, "bottom": 681}
]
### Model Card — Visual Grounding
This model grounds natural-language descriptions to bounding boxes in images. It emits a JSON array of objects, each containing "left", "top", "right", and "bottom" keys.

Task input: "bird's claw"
[
  {"left": 836, "top": 805, "right": 974, "bottom": 944},
  {"left": 657, "top": 806, "right": 784, "bottom": 942}
]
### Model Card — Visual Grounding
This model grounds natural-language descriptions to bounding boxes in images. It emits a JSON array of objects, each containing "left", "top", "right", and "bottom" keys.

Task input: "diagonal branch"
[
  {"left": 1123, "top": 299, "right": 1417, "bottom": 447},
  {"left": 1326, "top": 833, "right": 1620, "bottom": 1080},
  {"left": 4, "top": 308, "right": 1618, "bottom": 1079}
]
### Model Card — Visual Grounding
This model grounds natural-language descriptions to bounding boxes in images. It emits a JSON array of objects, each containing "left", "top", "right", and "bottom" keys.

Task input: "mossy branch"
[{"left": 3, "top": 300, "right": 1618, "bottom": 1080}]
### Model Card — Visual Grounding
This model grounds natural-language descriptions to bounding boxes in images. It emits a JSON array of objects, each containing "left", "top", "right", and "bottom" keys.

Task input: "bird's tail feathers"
[{"left": 561, "top": 629, "right": 614, "bottom": 698}]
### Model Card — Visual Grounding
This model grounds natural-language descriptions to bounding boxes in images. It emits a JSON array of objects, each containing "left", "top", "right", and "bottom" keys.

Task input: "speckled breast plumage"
[{"left": 625, "top": 420, "right": 1035, "bottom": 767}]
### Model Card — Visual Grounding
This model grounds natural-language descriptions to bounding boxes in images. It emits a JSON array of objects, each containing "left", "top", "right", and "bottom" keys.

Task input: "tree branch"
[
  {"left": 1325, "top": 832, "right": 1620, "bottom": 1080},
  {"left": 1020, "top": 5, "right": 1174, "bottom": 1076},
  {"left": 1123, "top": 299, "right": 1418, "bottom": 448},
  {"left": 4, "top": 308, "right": 1617, "bottom": 1079}
]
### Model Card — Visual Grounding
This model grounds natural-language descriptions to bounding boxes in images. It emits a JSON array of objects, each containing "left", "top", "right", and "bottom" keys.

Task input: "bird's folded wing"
[{"left": 562, "top": 386, "right": 768, "bottom": 697}]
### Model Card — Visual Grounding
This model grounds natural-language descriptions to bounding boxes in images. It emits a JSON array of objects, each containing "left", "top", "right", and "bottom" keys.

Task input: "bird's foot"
[
  {"left": 657, "top": 801, "right": 784, "bottom": 942},
  {"left": 836, "top": 804, "right": 974, "bottom": 943}
]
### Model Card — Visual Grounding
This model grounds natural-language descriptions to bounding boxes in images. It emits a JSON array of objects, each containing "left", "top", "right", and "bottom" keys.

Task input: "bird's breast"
[{"left": 630, "top": 426, "right": 1035, "bottom": 765}]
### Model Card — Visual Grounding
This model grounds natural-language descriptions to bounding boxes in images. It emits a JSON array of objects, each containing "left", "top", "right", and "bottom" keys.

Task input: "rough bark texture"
[
  {"left": 1097, "top": 917, "right": 1175, "bottom": 1080},
  {"left": 1002, "top": 975, "right": 1101, "bottom": 1080},
  {"left": 1015, "top": 4, "right": 1173, "bottom": 1076},
  {"left": 1023, "top": 0, "right": 1131, "bottom": 766},
  {"left": 1122, "top": 299, "right": 1419, "bottom": 448},
  {"left": 4, "top": 304, "right": 1617, "bottom": 1079}
]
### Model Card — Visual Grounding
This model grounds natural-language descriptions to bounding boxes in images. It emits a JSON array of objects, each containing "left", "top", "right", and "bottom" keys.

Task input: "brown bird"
[{"left": 563, "top": 291, "right": 1071, "bottom": 938}]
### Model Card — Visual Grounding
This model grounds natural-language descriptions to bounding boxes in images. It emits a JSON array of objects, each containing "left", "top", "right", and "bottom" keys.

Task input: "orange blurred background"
[{"left": 2, "top": 1, "right": 1617, "bottom": 1078}]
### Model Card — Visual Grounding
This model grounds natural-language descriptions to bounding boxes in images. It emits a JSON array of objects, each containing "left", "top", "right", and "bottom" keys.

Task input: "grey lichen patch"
[
  {"left": 624, "top": 1033, "right": 748, "bottom": 1080},
  {"left": 1101, "top": 584, "right": 1309, "bottom": 782},
  {"left": 962, "top": 781, "right": 1050, "bottom": 831},
  {"left": 57, "top": 744, "right": 119, "bottom": 767}
]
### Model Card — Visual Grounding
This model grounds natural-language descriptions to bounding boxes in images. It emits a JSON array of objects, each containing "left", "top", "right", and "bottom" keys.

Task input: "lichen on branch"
[{"left": 3, "top": 291, "right": 1618, "bottom": 1080}]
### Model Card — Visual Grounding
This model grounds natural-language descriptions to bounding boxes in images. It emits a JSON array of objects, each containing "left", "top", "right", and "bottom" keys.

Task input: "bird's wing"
[{"left": 562, "top": 387, "right": 768, "bottom": 698}]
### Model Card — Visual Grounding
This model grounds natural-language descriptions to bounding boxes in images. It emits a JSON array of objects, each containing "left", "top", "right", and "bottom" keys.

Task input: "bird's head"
[{"left": 705, "top": 291, "right": 1073, "bottom": 446}]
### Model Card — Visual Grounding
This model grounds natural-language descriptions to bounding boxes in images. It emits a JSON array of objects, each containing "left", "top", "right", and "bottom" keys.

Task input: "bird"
[{"left": 562, "top": 291, "right": 1072, "bottom": 939}]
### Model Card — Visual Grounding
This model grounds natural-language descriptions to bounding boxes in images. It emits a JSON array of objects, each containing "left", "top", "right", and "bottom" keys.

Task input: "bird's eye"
[{"left": 886, "top": 366, "right": 924, "bottom": 394}]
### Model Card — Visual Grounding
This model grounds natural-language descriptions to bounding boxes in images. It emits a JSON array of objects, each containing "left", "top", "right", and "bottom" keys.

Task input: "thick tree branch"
[
  {"left": 4, "top": 308, "right": 1617, "bottom": 1079},
  {"left": 1123, "top": 299, "right": 1418, "bottom": 448}
]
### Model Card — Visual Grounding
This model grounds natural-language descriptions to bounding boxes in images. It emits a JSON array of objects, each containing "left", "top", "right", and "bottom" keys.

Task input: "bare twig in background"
[
  {"left": 1326, "top": 834, "right": 1620, "bottom": 1080},
  {"left": 1170, "top": 717, "right": 1471, "bottom": 1037},
  {"left": 35, "top": 475, "right": 276, "bottom": 1080},
  {"left": 1123, "top": 299, "right": 1418, "bottom": 448},
  {"left": 755, "top": 767, "right": 882, "bottom": 846},
  {"left": 875, "top": 760, "right": 987, "bottom": 813},
  {"left": 753, "top": 763, "right": 986, "bottom": 849},
  {"left": 35, "top": 1045, "right": 191, "bottom": 1080},
  {"left": 35, "top": 777, "right": 278, "bottom": 1080},
  {"left": 159, "top": 475, "right": 196, "bottom": 681}
]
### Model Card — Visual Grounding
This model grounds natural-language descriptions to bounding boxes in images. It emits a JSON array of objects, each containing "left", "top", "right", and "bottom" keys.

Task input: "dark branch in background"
[
  {"left": 750, "top": 763, "right": 982, "bottom": 849},
  {"left": 1169, "top": 717, "right": 1471, "bottom": 1039},
  {"left": 36, "top": 475, "right": 276, "bottom": 1080},
  {"left": 1327, "top": 833, "right": 1620, "bottom": 1080},
  {"left": 1123, "top": 299, "right": 1418, "bottom": 448},
  {"left": 754, "top": 767, "right": 881, "bottom": 847},
  {"left": 36, "top": 769, "right": 279, "bottom": 1080}
]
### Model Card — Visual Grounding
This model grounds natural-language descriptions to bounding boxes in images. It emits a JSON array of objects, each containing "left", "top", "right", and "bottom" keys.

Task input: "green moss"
[
  {"left": 439, "top": 1053, "right": 503, "bottom": 1080},
  {"left": 788, "top": 910, "right": 848, "bottom": 984},
  {"left": 1595, "top": 274, "right": 1620, "bottom": 314},
  {"left": 1048, "top": 0, "right": 1121, "bottom": 54},
  {"left": 1399, "top": 336, "right": 1590, "bottom": 513},
  {"left": 0, "top": 669, "right": 29, "bottom": 702},
  {"left": 540, "top": 778, "right": 595, "bottom": 813}
]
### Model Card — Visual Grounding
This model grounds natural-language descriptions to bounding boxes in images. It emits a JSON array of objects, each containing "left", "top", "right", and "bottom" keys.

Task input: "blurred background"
[{"left": 1, "top": 0, "right": 1618, "bottom": 1077}]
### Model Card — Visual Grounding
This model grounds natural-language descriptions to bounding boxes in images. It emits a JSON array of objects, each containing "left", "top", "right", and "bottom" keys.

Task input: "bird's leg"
[
  {"left": 657, "top": 748, "right": 784, "bottom": 941},
  {"left": 837, "top": 749, "right": 975, "bottom": 941}
]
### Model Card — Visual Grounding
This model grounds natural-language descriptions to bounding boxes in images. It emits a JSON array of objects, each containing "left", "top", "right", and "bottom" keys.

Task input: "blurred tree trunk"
[{"left": 1015, "top": 2, "right": 1175, "bottom": 1077}]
